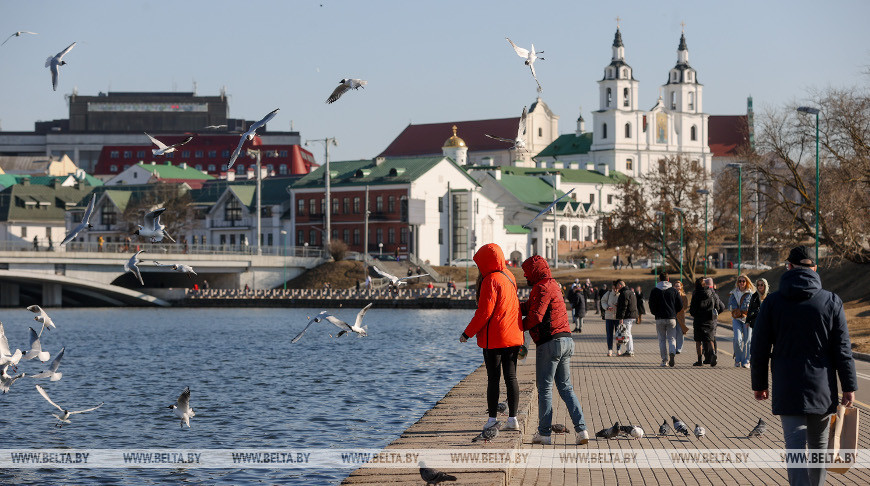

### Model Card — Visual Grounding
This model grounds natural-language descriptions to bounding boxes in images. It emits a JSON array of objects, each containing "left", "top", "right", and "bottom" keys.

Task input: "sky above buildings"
[{"left": 1, "top": 0, "right": 868, "bottom": 164}]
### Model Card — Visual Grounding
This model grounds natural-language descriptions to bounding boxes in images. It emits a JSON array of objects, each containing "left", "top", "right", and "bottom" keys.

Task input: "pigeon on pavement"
[
  {"left": 694, "top": 424, "right": 706, "bottom": 439},
  {"left": 472, "top": 421, "right": 500, "bottom": 443},
  {"left": 596, "top": 422, "right": 620, "bottom": 439},
  {"left": 747, "top": 418, "right": 766, "bottom": 438},
  {"left": 672, "top": 416, "right": 691, "bottom": 437},
  {"left": 419, "top": 461, "right": 457, "bottom": 485},
  {"left": 551, "top": 424, "right": 569, "bottom": 434},
  {"left": 659, "top": 419, "right": 673, "bottom": 437}
]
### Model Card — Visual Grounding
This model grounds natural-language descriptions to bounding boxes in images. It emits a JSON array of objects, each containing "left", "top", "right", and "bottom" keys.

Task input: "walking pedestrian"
[
  {"left": 634, "top": 285, "right": 645, "bottom": 324},
  {"left": 744, "top": 277, "right": 769, "bottom": 330},
  {"left": 602, "top": 282, "right": 619, "bottom": 356},
  {"left": 568, "top": 283, "right": 586, "bottom": 332},
  {"left": 97, "top": 235, "right": 104, "bottom": 252},
  {"left": 648, "top": 273, "right": 683, "bottom": 367},
  {"left": 460, "top": 243, "right": 524, "bottom": 432},
  {"left": 33, "top": 235, "right": 39, "bottom": 251},
  {"left": 594, "top": 284, "right": 605, "bottom": 315},
  {"left": 47, "top": 234, "right": 54, "bottom": 252},
  {"left": 627, "top": 253, "right": 634, "bottom": 268},
  {"left": 751, "top": 246, "right": 857, "bottom": 486},
  {"left": 520, "top": 256, "right": 589, "bottom": 446},
  {"left": 614, "top": 280, "right": 637, "bottom": 357},
  {"left": 674, "top": 281, "right": 690, "bottom": 354},
  {"left": 689, "top": 277, "right": 724, "bottom": 366},
  {"left": 729, "top": 275, "right": 755, "bottom": 368}
]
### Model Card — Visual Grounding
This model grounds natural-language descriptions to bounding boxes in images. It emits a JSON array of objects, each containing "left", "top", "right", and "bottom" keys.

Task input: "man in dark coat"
[
  {"left": 634, "top": 285, "right": 646, "bottom": 324},
  {"left": 614, "top": 280, "right": 637, "bottom": 356},
  {"left": 568, "top": 284, "right": 586, "bottom": 333},
  {"left": 751, "top": 246, "right": 857, "bottom": 486},
  {"left": 689, "top": 277, "right": 724, "bottom": 366},
  {"left": 648, "top": 273, "right": 684, "bottom": 367},
  {"left": 596, "top": 284, "right": 607, "bottom": 314}
]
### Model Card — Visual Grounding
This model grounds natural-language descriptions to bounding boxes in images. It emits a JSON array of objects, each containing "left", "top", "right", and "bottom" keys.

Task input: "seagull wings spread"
[
  {"left": 506, "top": 38, "right": 528, "bottom": 58},
  {"left": 36, "top": 384, "right": 64, "bottom": 411}
]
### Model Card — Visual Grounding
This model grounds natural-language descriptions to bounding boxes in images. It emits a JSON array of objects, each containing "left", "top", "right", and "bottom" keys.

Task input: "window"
[
  {"left": 626, "top": 158, "right": 633, "bottom": 171},
  {"left": 376, "top": 228, "right": 383, "bottom": 244},
  {"left": 297, "top": 199, "right": 305, "bottom": 215},
  {"left": 101, "top": 201, "right": 116, "bottom": 225},
  {"left": 606, "top": 88, "right": 612, "bottom": 107},
  {"left": 342, "top": 197, "right": 350, "bottom": 214},
  {"left": 110, "top": 165, "right": 118, "bottom": 172},
  {"left": 220, "top": 234, "right": 226, "bottom": 246},
  {"left": 21, "top": 227, "right": 27, "bottom": 238},
  {"left": 388, "top": 228, "right": 395, "bottom": 244},
  {"left": 538, "top": 127, "right": 542, "bottom": 137},
  {"left": 438, "top": 196, "right": 443, "bottom": 213},
  {"left": 225, "top": 197, "right": 242, "bottom": 221},
  {"left": 279, "top": 164, "right": 288, "bottom": 175},
  {"left": 670, "top": 92, "right": 677, "bottom": 109},
  {"left": 688, "top": 92, "right": 695, "bottom": 111},
  {"left": 624, "top": 123, "right": 631, "bottom": 138},
  {"left": 195, "top": 150, "right": 204, "bottom": 158},
  {"left": 208, "top": 150, "right": 217, "bottom": 158},
  {"left": 643, "top": 115, "right": 648, "bottom": 132},
  {"left": 353, "top": 197, "right": 360, "bottom": 213},
  {"left": 309, "top": 199, "right": 317, "bottom": 215},
  {"left": 195, "top": 164, "right": 202, "bottom": 171},
  {"left": 123, "top": 151, "right": 132, "bottom": 159},
  {"left": 267, "top": 164, "right": 274, "bottom": 173},
  {"left": 353, "top": 228, "right": 360, "bottom": 245},
  {"left": 602, "top": 123, "right": 608, "bottom": 139},
  {"left": 438, "top": 228, "right": 443, "bottom": 244},
  {"left": 401, "top": 227, "right": 408, "bottom": 244},
  {"left": 589, "top": 193, "right": 594, "bottom": 204},
  {"left": 623, "top": 87, "right": 630, "bottom": 107},
  {"left": 280, "top": 150, "right": 288, "bottom": 157},
  {"left": 133, "top": 171, "right": 138, "bottom": 179},
  {"left": 388, "top": 196, "right": 395, "bottom": 213},
  {"left": 332, "top": 198, "right": 339, "bottom": 214},
  {"left": 309, "top": 231, "right": 317, "bottom": 245},
  {"left": 110, "top": 151, "right": 119, "bottom": 158},
  {"left": 320, "top": 199, "right": 325, "bottom": 214},
  {"left": 268, "top": 233, "right": 273, "bottom": 246},
  {"left": 690, "top": 125, "right": 697, "bottom": 141},
  {"left": 332, "top": 229, "right": 338, "bottom": 241},
  {"left": 236, "top": 165, "right": 244, "bottom": 174},
  {"left": 343, "top": 229, "right": 350, "bottom": 243},
  {"left": 137, "top": 151, "right": 145, "bottom": 158},
  {"left": 376, "top": 196, "right": 383, "bottom": 212},
  {"left": 182, "top": 151, "right": 191, "bottom": 158},
  {"left": 166, "top": 152, "right": 173, "bottom": 158},
  {"left": 607, "top": 195, "right": 614, "bottom": 204},
  {"left": 297, "top": 230, "right": 304, "bottom": 245}
]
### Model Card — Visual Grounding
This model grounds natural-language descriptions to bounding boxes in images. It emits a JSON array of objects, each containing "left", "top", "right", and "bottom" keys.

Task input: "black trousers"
[{"left": 483, "top": 346, "right": 520, "bottom": 418}]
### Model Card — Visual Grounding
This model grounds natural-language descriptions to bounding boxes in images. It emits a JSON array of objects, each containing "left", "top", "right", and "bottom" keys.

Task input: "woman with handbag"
[{"left": 728, "top": 275, "right": 755, "bottom": 368}]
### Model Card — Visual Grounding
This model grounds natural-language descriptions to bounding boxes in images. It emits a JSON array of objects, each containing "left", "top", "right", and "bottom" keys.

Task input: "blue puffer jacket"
[{"left": 750, "top": 268, "right": 857, "bottom": 415}]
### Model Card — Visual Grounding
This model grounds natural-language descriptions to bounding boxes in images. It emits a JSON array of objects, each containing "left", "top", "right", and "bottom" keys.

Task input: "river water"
[{"left": 0, "top": 307, "right": 480, "bottom": 485}]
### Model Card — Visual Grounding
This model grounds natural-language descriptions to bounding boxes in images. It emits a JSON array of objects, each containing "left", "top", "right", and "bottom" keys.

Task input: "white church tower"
[
  {"left": 442, "top": 125, "right": 468, "bottom": 165},
  {"left": 662, "top": 31, "right": 711, "bottom": 172}
]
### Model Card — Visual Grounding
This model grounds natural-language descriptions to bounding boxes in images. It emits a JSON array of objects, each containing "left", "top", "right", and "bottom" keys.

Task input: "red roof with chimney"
[
  {"left": 378, "top": 117, "right": 521, "bottom": 157},
  {"left": 708, "top": 115, "right": 749, "bottom": 157}
]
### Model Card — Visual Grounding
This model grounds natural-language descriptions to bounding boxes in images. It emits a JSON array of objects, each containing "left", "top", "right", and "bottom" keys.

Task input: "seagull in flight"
[
  {"left": 0, "top": 323, "right": 23, "bottom": 369},
  {"left": 145, "top": 133, "right": 194, "bottom": 156},
  {"left": 134, "top": 208, "right": 174, "bottom": 243},
  {"left": 168, "top": 387, "right": 195, "bottom": 428},
  {"left": 23, "top": 327, "right": 50, "bottom": 362},
  {"left": 506, "top": 37, "right": 544, "bottom": 92},
  {"left": 125, "top": 250, "right": 146, "bottom": 286},
  {"left": 326, "top": 78, "right": 367, "bottom": 104},
  {"left": 372, "top": 266, "right": 429, "bottom": 287},
  {"left": 485, "top": 106, "right": 527, "bottom": 150},
  {"left": 45, "top": 41, "right": 76, "bottom": 91},
  {"left": 36, "top": 384, "right": 103, "bottom": 427},
  {"left": 1, "top": 364, "right": 26, "bottom": 394},
  {"left": 153, "top": 261, "right": 197, "bottom": 276},
  {"left": 1, "top": 31, "right": 38, "bottom": 46},
  {"left": 521, "top": 188, "right": 575, "bottom": 229},
  {"left": 61, "top": 193, "right": 96, "bottom": 245},
  {"left": 27, "top": 305, "right": 56, "bottom": 336},
  {"left": 29, "top": 347, "right": 64, "bottom": 382},
  {"left": 228, "top": 108, "right": 279, "bottom": 169},
  {"left": 292, "top": 303, "right": 373, "bottom": 343}
]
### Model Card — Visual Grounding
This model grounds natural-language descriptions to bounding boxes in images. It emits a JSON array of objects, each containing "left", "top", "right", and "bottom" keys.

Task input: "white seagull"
[
  {"left": 45, "top": 41, "right": 76, "bottom": 91},
  {"left": 23, "top": 327, "right": 50, "bottom": 362},
  {"left": 228, "top": 108, "right": 279, "bottom": 169},
  {"left": 485, "top": 106, "right": 527, "bottom": 150},
  {"left": 0, "top": 322, "right": 23, "bottom": 369},
  {"left": 521, "top": 188, "right": 576, "bottom": 229},
  {"left": 124, "top": 250, "right": 146, "bottom": 286},
  {"left": 506, "top": 37, "right": 544, "bottom": 92},
  {"left": 168, "top": 387, "right": 195, "bottom": 428},
  {"left": 61, "top": 193, "right": 96, "bottom": 245},
  {"left": 326, "top": 78, "right": 367, "bottom": 104},
  {"left": 30, "top": 347, "right": 64, "bottom": 381},
  {"left": 134, "top": 208, "right": 174, "bottom": 243},
  {"left": 1, "top": 364, "right": 26, "bottom": 394},
  {"left": 36, "top": 384, "right": 103, "bottom": 428},
  {"left": 27, "top": 305, "right": 56, "bottom": 336},
  {"left": 153, "top": 261, "right": 197, "bottom": 276},
  {"left": 145, "top": 133, "right": 194, "bottom": 156},
  {"left": 372, "top": 266, "right": 429, "bottom": 287},
  {"left": 1, "top": 31, "right": 38, "bottom": 46},
  {"left": 292, "top": 303, "right": 373, "bottom": 343}
]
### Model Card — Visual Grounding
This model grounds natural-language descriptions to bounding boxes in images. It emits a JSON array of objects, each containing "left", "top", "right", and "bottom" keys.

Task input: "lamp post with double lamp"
[
  {"left": 594, "top": 182, "right": 604, "bottom": 241},
  {"left": 280, "top": 230, "right": 287, "bottom": 289},
  {"left": 245, "top": 148, "right": 263, "bottom": 256},
  {"left": 726, "top": 163, "right": 744, "bottom": 276},
  {"left": 673, "top": 207, "right": 687, "bottom": 282},
  {"left": 797, "top": 106, "right": 821, "bottom": 261},
  {"left": 305, "top": 137, "right": 338, "bottom": 253},
  {"left": 696, "top": 189, "right": 710, "bottom": 276},
  {"left": 654, "top": 211, "right": 666, "bottom": 273}
]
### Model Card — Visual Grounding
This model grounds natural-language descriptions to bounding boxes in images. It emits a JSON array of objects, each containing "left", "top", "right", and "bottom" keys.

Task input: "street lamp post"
[
  {"left": 305, "top": 137, "right": 338, "bottom": 254},
  {"left": 303, "top": 241, "right": 308, "bottom": 257},
  {"left": 654, "top": 211, "right": 666, "bottom": 273},
  {"left": 378, "top": 242, "right": 383, "bottom": 256},
  {"left": 594, "top": 182, "right": 603, "bottom": 241},
  {"left": 673, "top": 207, "right": 687, "bottom": 282},
  {"left": 245, "top": 149, "right": 263, "bottom": 256},
  {"left": 797, "top": 106, "right": 821, "bottom": 261},
  {"left": 727, "top": 163, "right": 744, "bottom": 275},
  {"left": 280, "top": 230, "right": 288, "bottom": 289},
  {"left": 696, "top": 189, "right": 710, "bottom": 276}
]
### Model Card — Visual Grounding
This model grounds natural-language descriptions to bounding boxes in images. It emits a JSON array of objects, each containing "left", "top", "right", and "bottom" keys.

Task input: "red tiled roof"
[
  {"left": 378, "top": 118, "right": 521, "bottom": 157},
  {"left": 708, "top": 115, "right": 749, "bottom": 157}
]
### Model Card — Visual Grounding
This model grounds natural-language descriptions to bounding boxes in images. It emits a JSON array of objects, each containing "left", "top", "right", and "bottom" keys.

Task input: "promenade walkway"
[{"left": 343, "top": 314, "right": 870, "bottom": 485}]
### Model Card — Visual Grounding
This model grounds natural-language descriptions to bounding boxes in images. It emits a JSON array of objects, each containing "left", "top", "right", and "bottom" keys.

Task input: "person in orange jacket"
[{"left": 460, "top": 243, "right": 524, "bottom": 431}]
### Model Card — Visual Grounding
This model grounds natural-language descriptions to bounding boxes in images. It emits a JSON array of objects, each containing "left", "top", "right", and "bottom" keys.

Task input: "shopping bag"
[{"left": 827, "top": 405, "right": 859, "bottom": 474}]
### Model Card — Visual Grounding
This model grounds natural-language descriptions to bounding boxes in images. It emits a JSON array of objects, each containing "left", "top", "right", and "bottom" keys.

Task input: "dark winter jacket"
[
  {"left": 519, "top": 255, "right": 571, "bottom": 345},
  {"left": 745, "top": 293, "right": 763, "bottom": 328},
  {"left": 648, "top": 281, "right": 683, "bottom": 319},
  {"left": 615, "top": 286, "right": 638, "bottom": 319},
  {"left": 750, "top": 268, "right": 857, "bottom": 416},
  {"left": 688, "top": 287, "right": 724, "bottom": 327},
  {"left": 568, "top": 286, "right": 586, "bottom": 318},
  {"left": 634, "top": 289, "right": 646, "bottom": 316}
]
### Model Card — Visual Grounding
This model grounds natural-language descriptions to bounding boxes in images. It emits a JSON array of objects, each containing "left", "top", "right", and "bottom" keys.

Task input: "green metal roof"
[
  {"left": 75, "top": 184, "right": 189, "bottom": 212},
  {"left": 493, "top": 165, "right": 632, "bottom": 185},
  {"left": 136, "top": 162, "right": 215, "bottom": 180},
  {"left": 191, "top": 177, "right": 298, "bottom": 209},
  {"left": 292, "top": 156, "right": 479, "bottom": 189},
  {"left": 0, "top": 183, "right": 95, "bottom": 222},
  {"left": 496, "top": 174, "right": 566, "bottom": 207},
  {"left": 536, "top": 133, "right": 594, "bottom": 158},
  {"left": 504, "top": 224, "right": 531, "bottom": 234}
]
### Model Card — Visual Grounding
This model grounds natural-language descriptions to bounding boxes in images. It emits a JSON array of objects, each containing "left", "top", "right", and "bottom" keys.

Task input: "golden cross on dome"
[
  {"left": 681, "top": 21, "right": 686, "bottom": 33},
  {"left": 616, "top": 16, "right": 622, "bottom": 29}
]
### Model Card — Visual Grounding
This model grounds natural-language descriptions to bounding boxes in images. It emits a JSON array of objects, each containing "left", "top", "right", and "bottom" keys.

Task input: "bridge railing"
[
  {"left": 0, "top": 240, "right": 326, "bottom": 258},
  {"left": 185, "top": 287, "right": 533, "bottom": 300}
]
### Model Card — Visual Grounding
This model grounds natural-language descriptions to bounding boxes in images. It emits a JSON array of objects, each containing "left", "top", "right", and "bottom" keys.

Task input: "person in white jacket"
[
  {"left": 729, "top": 275, "right": 756, "bottom": 368},
  {"left": 602, "top": 281, "right": 621, "bottom": 356}
]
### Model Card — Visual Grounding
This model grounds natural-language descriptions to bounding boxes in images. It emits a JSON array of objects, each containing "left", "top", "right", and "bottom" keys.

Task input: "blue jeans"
[
  {"left": 605, "top": 319, "right": 618, "bottom": 350},
  {"left": 536, "top": 337, "right": 587, "bottom": 435},
  {"left": 733, "top": 320, "right": 752, "bottom": 365},
  {"left": 781, "top": 414, "right": 831, "bottom": 486}
]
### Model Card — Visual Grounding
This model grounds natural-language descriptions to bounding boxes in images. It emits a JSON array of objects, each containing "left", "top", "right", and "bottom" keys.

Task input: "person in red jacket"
[
  {"left": 520, "top": 255, "right": 589, "bottom": 446},
  {"left": 461, "top": 243, "right": 524, "bottom": 431}
]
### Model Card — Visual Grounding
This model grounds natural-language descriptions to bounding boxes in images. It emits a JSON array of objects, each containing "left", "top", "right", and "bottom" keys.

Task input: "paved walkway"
[{"left": 343, "top": 314, "right": 870, "bottom": 485}]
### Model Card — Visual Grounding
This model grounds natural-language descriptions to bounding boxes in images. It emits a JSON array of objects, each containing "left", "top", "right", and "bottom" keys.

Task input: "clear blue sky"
[{"left": 1, "top": 0, "right": 868, "bottom": 164}]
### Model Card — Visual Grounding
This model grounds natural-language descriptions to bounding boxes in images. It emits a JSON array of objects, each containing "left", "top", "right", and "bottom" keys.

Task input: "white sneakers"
[
  {"left": 532, "top": 432, "right": 552, "bottom": 445},
  {"left": 576, "top": 430, "right": 589, "bottom": 445},
  {"left": 503, "top": 417, "right": 519, "bottom": 431}
]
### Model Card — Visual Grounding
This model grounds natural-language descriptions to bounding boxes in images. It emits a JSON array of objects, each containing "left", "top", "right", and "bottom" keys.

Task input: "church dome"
[{"left": 442, "top": 125, "right": 467, "bottom": 148}]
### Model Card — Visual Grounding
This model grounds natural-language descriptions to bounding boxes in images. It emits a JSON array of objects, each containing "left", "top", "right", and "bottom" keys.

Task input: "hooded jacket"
[
  {"left": 462, "top": 244, "right": 524, "bottom": 349},
  {"left": 750, "top": 268, "right": 857, "bottom": 415},
  {"left": 745, "top": 278, "right": 769, "bottom": 328},
  {"left": 615, "top": 286, "right": 638, "bottom": 319},
  {"left": 519, "top": 255, "right": 571, "bottom": 345},
  {"left": 647, "top": 281, "right": 683, "bottom": 319},
  {"left": 689, "top": 287, "right": 725, "bottom": 328}
]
